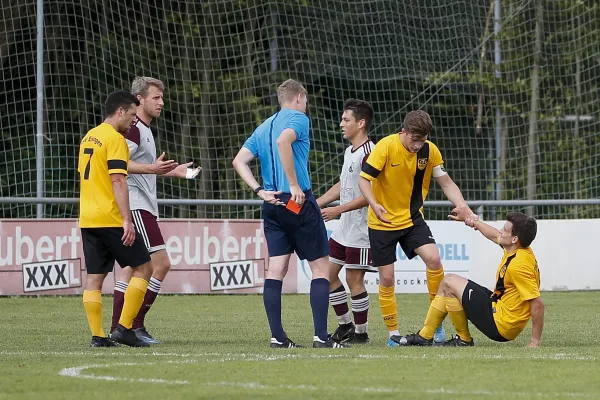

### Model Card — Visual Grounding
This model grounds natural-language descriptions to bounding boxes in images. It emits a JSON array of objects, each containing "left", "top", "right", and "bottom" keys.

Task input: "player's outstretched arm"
[
  {"left": 471, "top": 219, "right": 503, "bottom": 243},
  {"left": 161, "top": 162, "right": 202, "bottom": 179},
  {"left": 110, "top": 173, "right": 135, "bottom": 246},
  {"left": 435, "top": 173, "right": 471, "bottom": 211},
  {"left": 527, "top": 296, "right": 545, "bottom": 348},
  {"left": 449, "top": 208, "right": 501, "bottom": 244},
  {"left": 316, "top": 181, "right": 340, "bottom": 208},
  {"left": 466, "top": 217, "right": 502, "bottom": 243},
  {"left": 128, "top": 152, "right": 178, "bottom": 175}
]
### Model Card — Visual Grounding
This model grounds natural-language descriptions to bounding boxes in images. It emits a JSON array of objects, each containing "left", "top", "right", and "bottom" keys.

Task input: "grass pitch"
[{"left": 1, "top": 292, "right": 599, "bottom": 399}]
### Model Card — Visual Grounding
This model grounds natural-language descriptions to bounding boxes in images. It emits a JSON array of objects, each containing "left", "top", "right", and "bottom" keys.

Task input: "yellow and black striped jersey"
[
  {"left": 360, "top": 134, "right": 444, "bottom": 230},
  {"left": 78, "top": 123, "right": 129, "bottom": 228},
  {"left": 492, "top": 247, "right": 541, "bottom": 340}
]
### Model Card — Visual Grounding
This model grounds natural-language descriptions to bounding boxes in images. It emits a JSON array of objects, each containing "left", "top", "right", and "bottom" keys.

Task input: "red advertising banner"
[{"left": 0, "top": 219, "right": 297, "bottom": 296}]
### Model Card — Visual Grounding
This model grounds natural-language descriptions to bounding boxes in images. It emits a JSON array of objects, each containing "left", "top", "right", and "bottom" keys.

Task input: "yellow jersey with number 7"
[{"left": 78, "top": 123, "right": 129, "bottom": 228}]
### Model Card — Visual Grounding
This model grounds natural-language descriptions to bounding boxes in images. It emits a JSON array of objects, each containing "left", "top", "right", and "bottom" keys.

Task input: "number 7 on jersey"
[{"left": 83, "top": 148, "right": 94, "bottom": 180}]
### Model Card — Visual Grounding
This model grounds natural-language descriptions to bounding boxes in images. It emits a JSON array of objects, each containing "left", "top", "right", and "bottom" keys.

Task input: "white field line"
[
  {"left": 0, "top": 351, "right": 202, "bottom": 357},
  {"left": 58, "top": 362, "right": 189, "bottom": 385},
  {"left": 57, "top": 360, "right": 598, "bottom": 398},
  {"left": 2, "top": 350, "right": 595, "bottom": 361},
  {"left": 207, "top": 381, "right": 599, "bottom": 398}
]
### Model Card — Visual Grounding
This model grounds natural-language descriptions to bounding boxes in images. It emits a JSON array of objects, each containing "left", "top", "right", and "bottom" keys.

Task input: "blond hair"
[
  {"left": 131, "top": 76, "right": 165, "bottom": 98},
  {"left": 277, "top": 79, "right": 307, "bottom": 105}
]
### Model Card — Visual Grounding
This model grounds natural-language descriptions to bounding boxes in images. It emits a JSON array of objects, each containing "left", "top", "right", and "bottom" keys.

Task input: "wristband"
[{"left": 186, "top": 167, "right": 201, "bottom": 179}]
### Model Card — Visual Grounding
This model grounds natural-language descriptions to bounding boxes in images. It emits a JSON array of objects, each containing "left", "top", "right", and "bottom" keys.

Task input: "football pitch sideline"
[{"left": 1, "top": 292, "right": 598, "bottom": 400}]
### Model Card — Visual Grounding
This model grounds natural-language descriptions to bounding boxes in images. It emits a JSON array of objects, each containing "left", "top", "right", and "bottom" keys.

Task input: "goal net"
[{"left": 1, "top": 0, "right": 598, "bottom": 219}]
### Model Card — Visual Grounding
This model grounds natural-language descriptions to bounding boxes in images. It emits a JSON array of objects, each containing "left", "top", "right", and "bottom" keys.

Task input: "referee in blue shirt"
[{"left": 233, "top": 79, "right": 344, "bottom": 348}]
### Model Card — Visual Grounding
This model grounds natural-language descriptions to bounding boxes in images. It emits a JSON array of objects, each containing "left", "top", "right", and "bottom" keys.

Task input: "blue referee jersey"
[{"left": 243, "top": 108, "right": 311, "bottom": 193}]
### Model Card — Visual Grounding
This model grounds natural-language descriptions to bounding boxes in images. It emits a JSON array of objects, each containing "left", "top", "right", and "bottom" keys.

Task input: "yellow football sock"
[
  {"left": 419, "top": 295, "right": 448, "bottom": 340},
  {"left": 83, "top": 290, "right": 104, "bottom": 337},
  {"left": 379, "top": 285, "right": 398, "bottom": 332},
  {"left": 445, "top": 297, "right": 472, "bottom": 342},
  {"left": 118, "top": 277, "right": 148, "bottom": 329},
  {"left": 426, "top": 267, "right": 444, "bottom": 302}
]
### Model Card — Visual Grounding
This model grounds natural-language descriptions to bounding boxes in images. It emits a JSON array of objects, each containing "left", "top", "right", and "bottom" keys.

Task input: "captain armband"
[{"left": 433, "top": 164, "right": 447, "bottom": 178}]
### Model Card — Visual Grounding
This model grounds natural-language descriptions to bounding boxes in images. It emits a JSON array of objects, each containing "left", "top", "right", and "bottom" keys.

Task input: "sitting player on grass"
[{"left": 400, "top": 209, "right": 545, "bottom": 347}]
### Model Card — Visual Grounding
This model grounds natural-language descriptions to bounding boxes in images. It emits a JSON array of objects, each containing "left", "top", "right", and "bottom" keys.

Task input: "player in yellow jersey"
[
  {"left": 78, "top": 91, "right": 154, "bottom": 348},
  {"left": 401, "top": 210, "right": 545, "bottom": 347},
  {"left": 358, "top": 110, "right": 475, "bottom": 346}
]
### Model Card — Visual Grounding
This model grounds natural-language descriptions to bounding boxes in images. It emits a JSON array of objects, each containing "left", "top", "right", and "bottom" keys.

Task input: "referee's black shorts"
[
  {"left": 262, "top": 191, "right": 329, "bottom": 262},
  {"left": 81, "top": 227, "right": 151, "bottom": 274}
]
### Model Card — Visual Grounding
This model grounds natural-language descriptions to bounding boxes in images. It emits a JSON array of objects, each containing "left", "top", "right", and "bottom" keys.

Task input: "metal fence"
[{"left": 1, "top": 198, "right": 599, "bottom": 222}]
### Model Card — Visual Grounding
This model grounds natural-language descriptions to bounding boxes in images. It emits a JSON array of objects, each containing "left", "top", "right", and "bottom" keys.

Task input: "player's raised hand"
[
  {"left": 321, "top": 206, "right": 341, "bottom": 222},
  {"left": 168, "top": 162, "right": 202, "bottom": 179},
  {"left": 186, "top": 165, "right": 202, "bottom": 179},
  {"left": 464, "top": 216, "right": 479, "bottom": 228},
  {"left": 448, "top": 205, "right": 475, "bottom": 222},
  {"left": 449, "top": 206, "right": 480, "bottom": 231},
  {"left": 258, "top": 189, "right": 285, "bottom": 206},
  {"left": 152, "top": 152, "right": 178, "bottom": 175},
  {"left": 290, "top": 184, "right": 305, "bottom": 206},
  {"left": 122, "top": 220, "right": 136, "bottom": 246},
  {"left": 372, "top": 203, "right": 391, "bottom": 224}
]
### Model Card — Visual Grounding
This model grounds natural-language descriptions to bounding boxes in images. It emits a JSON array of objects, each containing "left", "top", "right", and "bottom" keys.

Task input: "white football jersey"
[
  {"left": 330, "top": 140, "right": 374, "bottom": 248},
  {"left": 123, "top": 117, "right": 159, "bottom": 216}
]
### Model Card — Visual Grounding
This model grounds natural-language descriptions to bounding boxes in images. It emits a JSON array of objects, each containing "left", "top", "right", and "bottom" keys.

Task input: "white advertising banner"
[
  {"left": 2, "top": 218, "right": 599, "bottom": 295},
  {"left": 296, "top": 219, "right": 600, "bottom": 293},
  {"left": 0, "top": 219, "right": 298, "bottom": 295},
  {"left": 297, "top": 220, "right": 478, "bottom": 294}
]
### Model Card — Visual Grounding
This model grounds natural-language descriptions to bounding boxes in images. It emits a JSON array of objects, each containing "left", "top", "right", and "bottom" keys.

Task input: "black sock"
[
  {"left": 263, "top": 279, "right": 286, "bottom": 342},
  {"left": 310, "top": 278, "right": 330, "bottom": 341}
]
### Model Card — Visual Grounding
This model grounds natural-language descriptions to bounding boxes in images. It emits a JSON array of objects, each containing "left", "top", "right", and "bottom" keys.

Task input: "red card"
[{"left": 285, "top": 199, "right": 303, "bottom": 214}]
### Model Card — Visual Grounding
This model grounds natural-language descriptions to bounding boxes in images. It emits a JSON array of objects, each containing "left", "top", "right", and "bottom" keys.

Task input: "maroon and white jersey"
[
  {"left": 330, "top": 140, "right": 374, "bottom": 249},
  {"left": 123, "top": 117, "right": 158, "bottom": 217}
]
